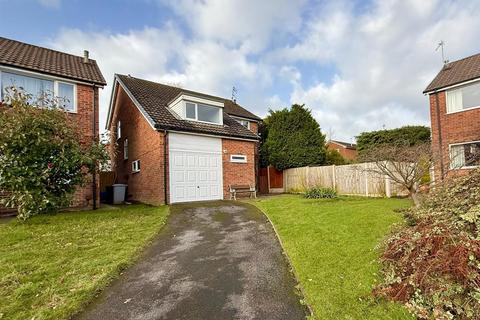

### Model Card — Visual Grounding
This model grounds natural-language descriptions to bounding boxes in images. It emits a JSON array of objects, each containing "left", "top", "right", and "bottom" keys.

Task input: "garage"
[{"left": 169, "top": 133, "right": 223, "bottom": 203}]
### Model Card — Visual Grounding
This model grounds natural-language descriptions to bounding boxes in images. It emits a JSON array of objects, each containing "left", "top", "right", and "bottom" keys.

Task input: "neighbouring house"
[
  {"left": 424, "top": 53, "right": 480, "bottom": 181},
  {"left": 0, "top": 37, "right": 106, "bottom": 208},
  {"left": 107, "top": 74, "right": 261, "bottom": 204},
  {"left": 326, "top": 140, "right": 357, "bottom": 161}
]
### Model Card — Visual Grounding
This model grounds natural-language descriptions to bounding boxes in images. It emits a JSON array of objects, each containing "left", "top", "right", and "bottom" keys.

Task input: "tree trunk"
[{"left": 410, "top": 189, "right": 421, "bottom": 207}]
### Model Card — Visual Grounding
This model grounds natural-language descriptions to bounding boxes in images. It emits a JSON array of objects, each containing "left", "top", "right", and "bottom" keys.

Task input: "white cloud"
[
  {"left": 47, "top": 0, "right": 480, "bottom": 142},
  {"left": 159, "top": 0, "right": 306, "bottom": 53},
  {"left": 278, "top": 0, "right": 480, "bottom": 141}
]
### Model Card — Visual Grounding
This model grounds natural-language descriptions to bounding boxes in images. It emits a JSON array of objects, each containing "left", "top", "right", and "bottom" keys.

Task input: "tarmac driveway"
[{"left": 75, "top": 201, "right": 308, "bottom": 320}]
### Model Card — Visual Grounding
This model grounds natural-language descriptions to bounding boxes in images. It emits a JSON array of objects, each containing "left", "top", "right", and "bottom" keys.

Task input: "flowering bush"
[
  {"left": 375, "top": 169, "right": 480, "bottom": 319},
  {"left": 0, "top": 87, "right": 107, "bottom": 219}
]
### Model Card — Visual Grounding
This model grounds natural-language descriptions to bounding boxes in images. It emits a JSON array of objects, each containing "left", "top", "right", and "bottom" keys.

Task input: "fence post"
[
  {"left": 332, "top": 165, "right": 336, "bottom": 190},
  {"left": 365, "top": 170, "right": 369, "bottom": 197},
  {"left": 385, "top": 175, "right": 391, "bottom": 198},
  {"left": 305, "top": 166, "right": 310, "bottom": 188}
]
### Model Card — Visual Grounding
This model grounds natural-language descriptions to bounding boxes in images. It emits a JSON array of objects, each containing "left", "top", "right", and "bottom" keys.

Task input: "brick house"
[
  {"left": 0, "top": 37, "right": 106, "bottom": 209},
  {"left": 424, "top": 53, "right": 480, "bottom": 181},
  {"left": 107, "top": 74, "right": 261, "bottom": 204},
  {"left": 326, "top": 140, "right": 357, "bottom": 161}
]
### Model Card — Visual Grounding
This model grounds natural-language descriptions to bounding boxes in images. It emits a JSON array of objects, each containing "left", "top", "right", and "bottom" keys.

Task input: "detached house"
[
  {"left": 0, "top": 37, "right": 106, "bottom": 208},
  {"left": 424, "top": 53, "right": 480, "bottom": 181},
  {"left": 326, "top": 140, "right": 357, "bottom": 161},
  {"left": 107, "top": 74, "right": 261, "bottom": 204}
]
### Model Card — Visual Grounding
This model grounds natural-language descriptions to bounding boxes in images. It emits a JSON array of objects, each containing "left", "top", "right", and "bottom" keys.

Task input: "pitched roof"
[
  {"left": 423, "top": 53, "right": 480, "bottom": 93},
  {"left": 0, "top": 37, "right": 106, "bottom": 86},
  {"left": 115, "top": 74, "right": 260, "bottom": 140},
  {"left": 328, "top": 140, "right": 357, "bottom": 149}
]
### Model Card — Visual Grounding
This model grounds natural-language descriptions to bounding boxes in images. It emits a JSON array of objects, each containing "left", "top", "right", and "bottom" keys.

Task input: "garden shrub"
[
  {"left": 304, "top": 187, "right": 337, "bottom": 199},
  {"left": 0, "top": 87, "right": 108, "bottom": 219},
  {"left": 375, "top": 169, "right": 480, "bottom": 319}
]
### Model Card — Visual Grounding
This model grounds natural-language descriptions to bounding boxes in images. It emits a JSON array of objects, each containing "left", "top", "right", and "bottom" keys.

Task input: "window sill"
[
  {"left": 449, "top": 166, "right": 479, "bottom": 170},
  {"left": 446, "top": 105, "right": 480, "bottom": 115}
]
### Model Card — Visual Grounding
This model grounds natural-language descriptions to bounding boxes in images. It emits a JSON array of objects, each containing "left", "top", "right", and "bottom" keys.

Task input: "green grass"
[
  {"left": 250, "top": 195, "right": 414, "bottom": 320},
  {"left": 0, "top": 204, "right": 169, "bottom": 320}
]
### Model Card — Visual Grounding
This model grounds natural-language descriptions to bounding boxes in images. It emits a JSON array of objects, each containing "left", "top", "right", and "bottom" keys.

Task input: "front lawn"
[
  {"left": 0, "top": 205, "right": 169, "bottom": 320},
  {"left": 250, "top": 195, "right": 414, "bottom": 320}
]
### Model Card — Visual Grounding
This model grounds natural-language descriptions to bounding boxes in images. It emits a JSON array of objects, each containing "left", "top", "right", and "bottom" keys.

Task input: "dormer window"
[
  {"left": 185, "top": 102, "right": 221, "bottom": 124},
  {"left": 169, "top": 94, "right": 223, "bottom": 125}
]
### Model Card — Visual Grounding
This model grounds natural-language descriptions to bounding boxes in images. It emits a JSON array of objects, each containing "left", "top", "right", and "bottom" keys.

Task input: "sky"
[{"left": 1, "top": 0, "right": 480, "bottom": 142}]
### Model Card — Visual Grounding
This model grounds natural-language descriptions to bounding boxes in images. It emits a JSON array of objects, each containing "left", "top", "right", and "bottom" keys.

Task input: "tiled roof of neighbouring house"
[
  {"left": 0, "top": 37, "right": 106, "bottom": 86},
  {"left": 424, "top": 52, "right": 480, "bottom": 93},
  {"left": 329, "top": 140, "right": 357, "bottom": 149},
  {"left": 116, "top": 74, "right": 260, "bottom": 140}
]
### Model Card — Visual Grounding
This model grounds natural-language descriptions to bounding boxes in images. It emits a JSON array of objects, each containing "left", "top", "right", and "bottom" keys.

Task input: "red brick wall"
[
  {"left": 326, "top": 142, "right": 358, "bottom": 161},
  {"left": 71, "top": 84, "right": 100, "bottom": 208},
  {"left": 429, "top": 90, "right": 480, "bottom": 181},
  {"left": 222, "top": 139, "right": 256, "bottom": 198},
  {"left": 110, "top": 86, "right": 166, "bottom": 205},
  {"left": 249, "top": 121, "right": 259, "bottom": 134}
]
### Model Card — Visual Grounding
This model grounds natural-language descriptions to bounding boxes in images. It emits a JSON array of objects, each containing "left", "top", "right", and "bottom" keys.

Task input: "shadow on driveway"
[{"left": 75, "top": 201, "right": 308, "bottom": 320}]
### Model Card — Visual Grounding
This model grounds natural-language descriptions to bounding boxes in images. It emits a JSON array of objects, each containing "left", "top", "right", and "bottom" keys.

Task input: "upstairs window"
[
  {"left": 184, "top": 101, "right": 221, "bottom": 124},
  {"left": 236, "top": 119, "right": 250, "bottom": 129},
  {"left": 446, "top": 82, "right": 480, "bottom": 113},
  {"left": 57, "top": 82, "right": 75, "bottom": 111},
  {"left": 450, "top": 141, "right": 480, "bottom": 169},
  {"left": 1, "top": 71, "right": 76, "bottom": 112}
]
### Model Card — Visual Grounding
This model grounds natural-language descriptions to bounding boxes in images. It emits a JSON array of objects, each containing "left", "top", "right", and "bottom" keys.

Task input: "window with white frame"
[
  {"left": 450, "top": 141, "right": 480, "bottom": 169},
  {"left": 185, "top": 101, "right": 221, "bottom": 124},
  {"left": 117, "top": 121, "right": 121, "bottom": 140},
  {"left": 446, "top": 81, "right": 480, "bottom": 113},
  {"left": 124, "top": 139, "right": 128, "bottom": 160},
  {"left": 1, "top": 70, "right": 76, "bottom": 112},
  {"left": 236, "top": 119, "right": 250, "bottom": 129},
  {"left": 132, "top": 159, "right": 140, "bottom": 173},
  {"left": 230, "top": 154, "right": 247, "bottom": 163}
]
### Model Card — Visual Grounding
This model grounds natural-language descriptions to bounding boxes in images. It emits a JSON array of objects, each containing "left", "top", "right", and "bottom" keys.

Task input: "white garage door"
[{"left": 169, "top": 133, "right": 223, "bottom": 203}]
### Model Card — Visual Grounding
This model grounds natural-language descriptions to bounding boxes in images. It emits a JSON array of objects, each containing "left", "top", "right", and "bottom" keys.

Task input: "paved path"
[{"left": 75, "top": 201, "right": 308, "bottom": 320}]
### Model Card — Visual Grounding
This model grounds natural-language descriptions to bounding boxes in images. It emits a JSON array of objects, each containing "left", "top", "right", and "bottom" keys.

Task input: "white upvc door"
[{"left": 169, "top": 133, "right": 223, "bottom": 203}]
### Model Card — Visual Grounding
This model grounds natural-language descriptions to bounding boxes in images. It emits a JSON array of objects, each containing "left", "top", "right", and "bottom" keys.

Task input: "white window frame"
[
  {"left": 230, "top": 154, "right": 247, "bottom": 163},
  {"left": 117, "top": 121, "right": 121, "bottom": 140},
  {"left": 446, "top": 81, "right": 480, "bottom": 115},
  {"left": 238, "top": 119, "right": 250, "bottom": 129},
  {"left": 132, "top": 159, "right": 140, "bottom": 173},
  {"left": 0, "top": 68, "right": 78, "bottom": 113},
  {"left": 123, "top": 138, "right": 128, "bottom": 160},
  {"left": 55, "top": 81, "right": 77, "bottom": 112},
  {"left": 231, "top": 116, "right": 252, "bottom": 129},
  {"left": 184, "top": 101, "right": 222, "bottom": 125},
  {"left": 449, "top": 140, "right": 480, "bottom": 169}
]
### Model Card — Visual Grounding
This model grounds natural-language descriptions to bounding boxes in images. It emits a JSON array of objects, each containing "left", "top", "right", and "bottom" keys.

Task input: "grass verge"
[
  {"left": 249, "top": 195, "right": 414, "bottom": 320},
  {"left": 0, "top": 204, "right": 169, "bottom": 320}
]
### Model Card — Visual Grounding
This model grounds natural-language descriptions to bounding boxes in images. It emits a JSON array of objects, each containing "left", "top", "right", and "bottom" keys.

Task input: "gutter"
[{"left": 154, "top": 124, "right": 259, "bottom": 142}]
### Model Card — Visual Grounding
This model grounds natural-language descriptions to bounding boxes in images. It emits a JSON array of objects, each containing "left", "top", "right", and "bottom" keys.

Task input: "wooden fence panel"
[{"left": 283, "top": 162, "right": 408, "bottom": 197}]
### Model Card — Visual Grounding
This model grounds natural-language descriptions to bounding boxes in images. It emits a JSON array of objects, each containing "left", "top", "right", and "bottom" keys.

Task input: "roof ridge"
[
  {"left": 447, "top": 51, "right": 480, "bottom": 65},
  {"left": 116, "top": 73, "right": 231, "bottom": 103},
  {"left": 0, "top": 36, "right": 98, "bottom": 63}
]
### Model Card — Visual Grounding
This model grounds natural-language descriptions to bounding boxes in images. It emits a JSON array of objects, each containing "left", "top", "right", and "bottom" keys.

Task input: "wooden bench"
[{"left": 229, "top": 184, "right": 257, "bottom": 200}]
